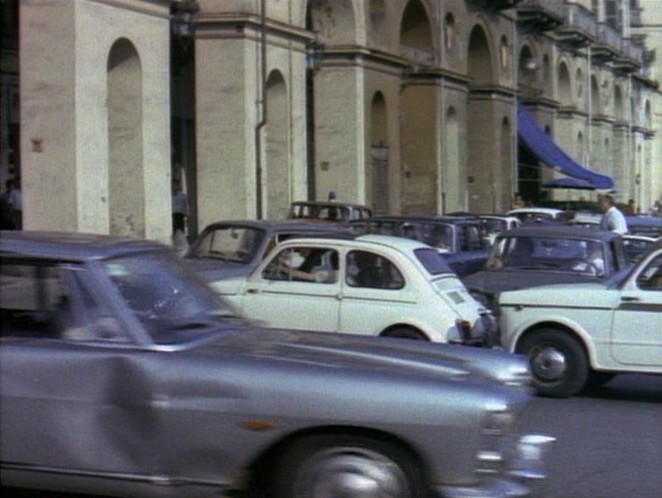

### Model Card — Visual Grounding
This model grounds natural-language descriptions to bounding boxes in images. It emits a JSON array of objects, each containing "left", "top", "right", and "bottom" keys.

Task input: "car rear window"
[{"left": 414, "top": 248, "right": 454, "bottom": 275}]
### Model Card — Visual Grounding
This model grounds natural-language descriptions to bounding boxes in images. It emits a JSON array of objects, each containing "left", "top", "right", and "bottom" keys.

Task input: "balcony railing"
[
  {"left": 517, "top": 0, "right": 564, "bottom": 32},
  {"left": 592, "top": 22, "right": 620, "bottom": 61},
  {"left": 470, "top": 0, "right": 523, "bottom": 10},
  {"left": 556, "top": 3, "right": 597, "bottom": 47},
  {"left": 612, "top": 38, "right": 644, "bottom": 73}
]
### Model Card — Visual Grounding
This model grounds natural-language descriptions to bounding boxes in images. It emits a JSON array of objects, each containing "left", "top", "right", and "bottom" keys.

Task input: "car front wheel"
[
  {"left": 517, "top": 329, "right": 589, "bottom": 398},
  {"left": 270, "top": 435, "right": 427, "bottom": 498}
]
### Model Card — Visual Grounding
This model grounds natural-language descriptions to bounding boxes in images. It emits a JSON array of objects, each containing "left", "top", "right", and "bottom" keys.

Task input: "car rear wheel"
[
  {"left": 517, "top": 329, "right": 589, "bottom": 398},
  {"left": 270, "top": 435, "right": 427, "bottom": 498}
]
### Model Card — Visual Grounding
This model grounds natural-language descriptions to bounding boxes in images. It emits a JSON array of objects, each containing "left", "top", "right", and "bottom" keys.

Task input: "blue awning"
[{"left": 517, "top": 104, "right": 615, "bottom": 191}]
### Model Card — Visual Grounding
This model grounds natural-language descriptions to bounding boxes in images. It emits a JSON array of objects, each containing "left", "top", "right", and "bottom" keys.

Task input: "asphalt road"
[
  {"left": 3, "top": 374, "right": 661, "bottom": 498},
  {"left": 521, "top": 373, "right": 662, "bottom": 498}
]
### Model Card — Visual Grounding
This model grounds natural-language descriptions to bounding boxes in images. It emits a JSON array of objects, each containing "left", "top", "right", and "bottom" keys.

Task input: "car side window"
[
  {"left": 636, "top": 255, "right": 662, "bottom": 291},
  {"left": 346, "top": 250, "right": 404, "bottom": 289},
  {"left": 262, "top": 247, "right": 339, "bottom": 284},
  {"left": 0, "top": 261, "right": 66, "bottom": 339},
  {"left": 0, "top": 259, "right": 126, "bottom": 342},
  {"left": 59, "top": 269, "right": 126, "bottom": 342}
]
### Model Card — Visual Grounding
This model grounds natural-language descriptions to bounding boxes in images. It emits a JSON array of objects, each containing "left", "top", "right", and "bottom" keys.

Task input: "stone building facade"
[{"left": 1, "top": 0, "right": 659, "bottom": 242}]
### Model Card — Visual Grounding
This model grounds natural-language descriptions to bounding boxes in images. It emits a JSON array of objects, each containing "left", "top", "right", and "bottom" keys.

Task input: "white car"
[
  {"left": 211, "top": 234, "right": 496, "bottom": 345},
  {"left": 499, "top": 239, "right": 662, "bottom": 397}
]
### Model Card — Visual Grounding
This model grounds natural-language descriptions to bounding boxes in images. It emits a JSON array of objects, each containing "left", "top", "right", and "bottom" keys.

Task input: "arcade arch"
[
  {"left": 265, "top": 71, "right": 290, "bottom": 219},
  {"left": 107, "top": 38, "right": 144, "bottom": 238}
]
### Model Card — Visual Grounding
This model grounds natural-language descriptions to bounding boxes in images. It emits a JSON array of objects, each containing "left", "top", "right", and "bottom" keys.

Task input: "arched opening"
[
  {"left": 400, "top": 0, "right": 434, "bottom": 64},
  {"left": 499, "top": 117, "right": 513, "bottom": 213},
  {"left": 575, "top": 68, "right": 584, "bottom": 105},
  {"left": 107, "top": 38, "right": 144, "bottom": 238},
  {"left": 265, "top": 71, "right": 290, "bottom": 219},
  {"left": 590, "top": 75, "right": 600, "bottom": 115},
  {"left": 467, "top": 24, "right": 498, "bottom": 212},
  {"left": 518, "top": 45, "right": 539, "bottom": 97},
  {"left": 444, "top": 13, "right": 455, "bottom": 52},
  {"left": 542, "top": 54, "right": 551, "bottom": 96},
  {"left": 370, "top": 92, "right": 389, "bottom": 215},
  {"left": 468, "top": 25, "right": 493, "bottom": 87},
  {"left": 614, "top": 86, "right": 624, "bottom": 121},
  {"left": 444, "top": 107, "right": 462, "bottom": 212},
  {"left": 558, "top": 62, "right": 572, "bottom": 106}
]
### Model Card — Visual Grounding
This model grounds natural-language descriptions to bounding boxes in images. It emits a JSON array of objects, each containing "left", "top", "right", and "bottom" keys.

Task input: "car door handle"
[
  {"left": 621, "top": 296, "right": 639, "bottom": 302},
  {"left": 247, "top": 288, "right": 261, "bottom": 294}
]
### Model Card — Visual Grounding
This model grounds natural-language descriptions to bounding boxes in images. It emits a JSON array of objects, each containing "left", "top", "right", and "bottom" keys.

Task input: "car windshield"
[
  {"left": 414, "top": 248, "right": 455, "bottom": 275},
  {"left": 487, "top": 236, "right": 608, "bottom": 275},
  {"left": 102, "top": 251, "right": 240, "bottom": 345},
  {"left": 189, "top": 226, "right": 264, "bottom": 263}
]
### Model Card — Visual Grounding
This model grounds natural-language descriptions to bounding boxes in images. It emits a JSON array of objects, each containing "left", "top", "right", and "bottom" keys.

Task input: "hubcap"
[
  {"left": 530, "top": 346, "right": 568, "bottom": 382},
  {"left": 295, "top": 446, "right": 410, "bottom": 498}
]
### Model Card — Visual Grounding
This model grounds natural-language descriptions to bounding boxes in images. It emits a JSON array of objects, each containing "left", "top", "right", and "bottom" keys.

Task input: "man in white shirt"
[{"left": 598, "top": 194, "right": 627, "bottom": 235}]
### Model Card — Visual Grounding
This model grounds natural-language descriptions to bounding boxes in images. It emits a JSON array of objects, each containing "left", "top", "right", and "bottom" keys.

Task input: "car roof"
[
  {"left": 0, "top": 230, "right": 165, "bottom": 261},
  {"left": 290, "top": 201, "right": 371, "bottom": 210},
  {"left": 360, "top": 214, "right": 480, "bottom": 226},
  {"left": 507, "top": 207, "right": 564, "bottom": 215},
  {"left": 199, "top": 219, "right": 352, "bottom": 232},
  {"left": 497, "top": 225, "right": 621, "bottom": 241},
  {"left": 625, "top": 215, "right": 662, "bottom": 227},
  {"left": 281, "top": 233, "right": 432, "bottom": 251}
]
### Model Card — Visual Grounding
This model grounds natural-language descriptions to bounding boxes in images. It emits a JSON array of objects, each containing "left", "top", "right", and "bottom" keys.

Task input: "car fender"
[
  {"left": 379, "top": 317, "right": 448, "bottom": 342},
  {"left": 504, "top": 313, "right": 602, "bottom": 369}
]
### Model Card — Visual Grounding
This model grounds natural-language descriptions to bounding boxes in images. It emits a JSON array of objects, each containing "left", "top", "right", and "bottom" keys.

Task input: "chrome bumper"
[{"left": 438, "top": 434, "right": 556, "bottom": 498}]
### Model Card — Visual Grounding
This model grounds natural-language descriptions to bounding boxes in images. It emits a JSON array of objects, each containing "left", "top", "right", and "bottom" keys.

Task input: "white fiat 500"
[
  {"left": 211, "top": 234, "right": 496, "bottom": 345},
  {"left": 499, "top": 239, "right": 662, "bottom": 397}
]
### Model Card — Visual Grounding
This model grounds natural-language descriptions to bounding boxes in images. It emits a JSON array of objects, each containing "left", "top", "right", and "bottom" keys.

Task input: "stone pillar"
[
  {"left": 313, "top": 64, "right": 366, "bottom": 203},
  {"left": 19, "top": 0, "right": 171, "bottom": 242},
  {"left": 196, "top": 36, "right": 259, "bottom": 228}
]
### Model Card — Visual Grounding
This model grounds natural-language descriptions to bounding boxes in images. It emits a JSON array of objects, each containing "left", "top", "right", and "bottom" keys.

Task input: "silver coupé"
[{"left": 0, "top": 231, "right": 553, "bottom": 498}]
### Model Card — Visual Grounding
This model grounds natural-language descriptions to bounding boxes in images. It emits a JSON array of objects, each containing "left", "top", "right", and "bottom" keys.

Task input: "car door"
[
  {"left": 0, "top": 259, "right": 156, "bottom": 478},
  {"left": 238, "top": 245, "right": 342, "bottom": 332},
  {"left": 610, "top": 253, "right": 662, "bottom": 367},
  {"left": 339, "top": 249, "right": 416, "bottom": 335}
]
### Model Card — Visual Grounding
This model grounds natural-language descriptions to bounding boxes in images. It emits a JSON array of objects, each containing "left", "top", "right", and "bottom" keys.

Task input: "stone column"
[{"left": 20, "top": 0, "right": 171, "bottom": 242}]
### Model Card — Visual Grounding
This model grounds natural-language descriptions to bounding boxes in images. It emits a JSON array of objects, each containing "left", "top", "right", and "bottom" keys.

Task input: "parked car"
[
  {"left": 506, "top": 207, "right": 567, "bottom": 224},
  {"left": 185, "top": 219, "right": 351, "bottom": 281},
  {"left": 625, "top": 214, "right": 662, "bottom": 238},
  {"left": 623, "top": 234, "right": 660, "bottom": 264},
  {"left": 288, "top": 200, "right": 372, "bottom": 224},
  {"left": 350, "top": 215, "right": 490, "bottom": 278},
  {"left": 464, "top": 226, "right": 631, "bottom": 311},
  {"left": 0, "top": 230, "right": 554, "bottom": 498},
  {"left": 499, "top": 239, "right": 662, "bottom": 397},
  {"left": 566, "top": 210, "right": 601, "bottom": 228},
  {"left": 477, "top": 214, "right": 522, "bottom": 246},
  {"left": 211, "top": 233, "right": 497, "bottom": 345}
]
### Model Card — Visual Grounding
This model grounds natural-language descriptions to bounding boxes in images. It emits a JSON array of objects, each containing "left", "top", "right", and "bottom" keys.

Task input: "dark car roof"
[
  {"left": 0, "top": 230, "right": 165, "bottom": 261},
  {"left": 290, "top": 201, "right": 371, "bottom": 210},
  {"left": 359, "top": 215, "right": 480, "bottom": 226},
  {"left": 496, "top": 225, "right": 621, "bottom": 242}
]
